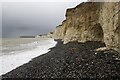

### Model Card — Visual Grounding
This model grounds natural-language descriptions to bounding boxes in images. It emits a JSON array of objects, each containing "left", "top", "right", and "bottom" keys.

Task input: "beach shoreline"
[
  {"left": 2, "top": 39, "right": 120, "bottom": 79},
  {"left": 1, "top": 38, "right": 57, "bottom": 76}
]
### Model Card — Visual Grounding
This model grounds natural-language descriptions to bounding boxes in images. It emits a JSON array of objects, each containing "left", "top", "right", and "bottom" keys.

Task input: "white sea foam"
[{"left": 0, "top": 39, "right": 57, "bottom": 75}]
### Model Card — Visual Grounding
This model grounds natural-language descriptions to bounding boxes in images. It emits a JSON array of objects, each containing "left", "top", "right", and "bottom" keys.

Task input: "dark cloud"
[{"left": 2, "top": 2, "right": 80, "bottom": 38}]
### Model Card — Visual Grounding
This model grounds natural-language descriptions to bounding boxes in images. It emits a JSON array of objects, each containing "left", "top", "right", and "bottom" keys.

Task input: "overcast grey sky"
[
  {"left": 2, "top": 1, "right": 87, "bottom": 38},
  {"left": 0, "top": 3, "right": 2, "bottom": 38}
]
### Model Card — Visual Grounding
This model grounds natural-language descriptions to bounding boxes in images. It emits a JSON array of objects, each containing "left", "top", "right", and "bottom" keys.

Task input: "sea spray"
[{"left": 0, "top": 39, "right": 57, "bottom": 75}]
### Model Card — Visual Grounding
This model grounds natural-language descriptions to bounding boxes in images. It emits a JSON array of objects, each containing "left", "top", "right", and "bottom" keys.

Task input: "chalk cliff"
[{"left": 53, "top": 2, "right": 120, "bottom": 53}]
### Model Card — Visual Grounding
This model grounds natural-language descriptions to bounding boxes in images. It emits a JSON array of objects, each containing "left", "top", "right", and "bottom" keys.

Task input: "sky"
[
  {"left": 1, "top": 0, "right": 87, "bottom": 38},
  {"left": 0, "top": 3, "right": 2, "bottom": 38}
]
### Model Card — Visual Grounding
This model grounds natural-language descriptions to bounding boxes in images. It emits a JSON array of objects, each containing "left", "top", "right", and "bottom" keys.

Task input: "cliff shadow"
[{"left": 91, "top": 23, "right": 104, "bottom": 42}]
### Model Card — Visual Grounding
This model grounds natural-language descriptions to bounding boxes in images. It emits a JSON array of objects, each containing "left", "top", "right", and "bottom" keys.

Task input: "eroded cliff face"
[
  {"left": 99, "top": 2, "right": 120, "bottom": 53},
  {"left": 53, "top": 2, "right": 120, "bottom": 53},
  {"left": 53, "top": 20, "right": 67, "bottom": 39}
]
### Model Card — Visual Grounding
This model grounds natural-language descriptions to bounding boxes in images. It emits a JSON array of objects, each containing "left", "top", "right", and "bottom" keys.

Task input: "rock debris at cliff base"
[{"left": 2, "top": 40, "right": 120, "bottom": 79}]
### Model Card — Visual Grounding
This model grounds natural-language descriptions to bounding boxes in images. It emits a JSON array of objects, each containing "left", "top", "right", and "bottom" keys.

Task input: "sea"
[{"left": 0, "top": 38, "right": 57, "bottom": 75}]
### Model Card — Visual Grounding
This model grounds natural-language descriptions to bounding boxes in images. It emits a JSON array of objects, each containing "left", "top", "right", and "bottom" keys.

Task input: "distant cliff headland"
[
  {"left": 53, "top": 2, "right": 120, "bottom": 54},
  {"left": 19, "top": 32, "right": 53, "bottom": 39},
  {"left": 19, "top": 36, "right": 35, "bottom": 38}
]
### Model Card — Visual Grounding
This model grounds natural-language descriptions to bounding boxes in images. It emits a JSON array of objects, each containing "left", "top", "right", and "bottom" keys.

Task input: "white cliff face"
[
  {"left": 99, "top": 2, "right": 120, "bottom": 53},
  {"left": 36, "top": 32, "right": 53, "bottom": 39},
  {"left": 53, "top": 2, "right": 120, "bottom": 53},
  {"left": 53, "top": 25, "right": 65, "bottom": 39}
]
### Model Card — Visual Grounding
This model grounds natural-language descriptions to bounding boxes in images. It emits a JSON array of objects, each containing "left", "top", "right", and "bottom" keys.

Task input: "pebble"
[{"left": 2, "top": 40, "right": 120, "bottom": 78}]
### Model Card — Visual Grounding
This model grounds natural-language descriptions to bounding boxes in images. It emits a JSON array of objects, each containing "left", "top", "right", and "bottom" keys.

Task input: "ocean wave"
[{"left": 0, "top": 39, "right": 57, "bottom": 75}]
